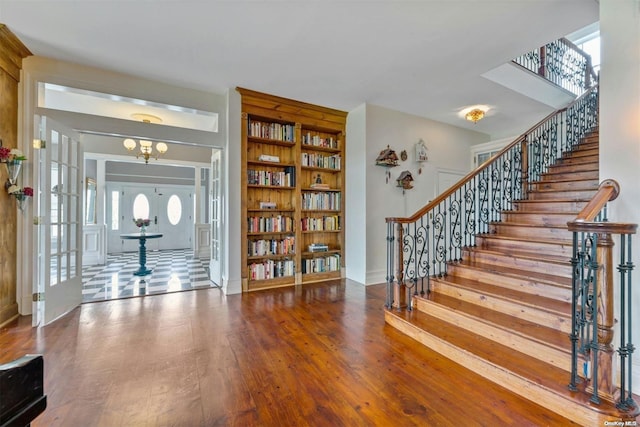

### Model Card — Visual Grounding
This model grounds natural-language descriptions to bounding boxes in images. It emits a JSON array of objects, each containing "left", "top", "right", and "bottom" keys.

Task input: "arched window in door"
[
  {"left": 167, "top": 194, "right": 182, "bottom": 225},
  {"left": 133, "top": 193, "right": 150, "bottom": 219}
]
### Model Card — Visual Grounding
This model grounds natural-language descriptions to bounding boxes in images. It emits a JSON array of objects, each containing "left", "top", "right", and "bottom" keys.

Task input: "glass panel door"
[{"left": 34, "top": 116, "right": 83, "bottom": 326}]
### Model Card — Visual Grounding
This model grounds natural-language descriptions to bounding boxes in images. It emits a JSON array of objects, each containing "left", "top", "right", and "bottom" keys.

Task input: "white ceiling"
[{"left": 0, "top": 0, "right": 598, "bottom": 139}]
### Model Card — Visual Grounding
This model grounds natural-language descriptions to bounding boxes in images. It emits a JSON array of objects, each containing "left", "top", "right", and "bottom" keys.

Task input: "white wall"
[
  {"left": 600, "top": 0, "right": 640, "bottom": 392},
  {"left": 345, "top": 104, "right": 367, "bottom": 284},
  {"left": 224, "top": 88, "right": 243, "bottom": 294},
  {"left": 346, "top": 104, "right": 489, "bottom": 285}
]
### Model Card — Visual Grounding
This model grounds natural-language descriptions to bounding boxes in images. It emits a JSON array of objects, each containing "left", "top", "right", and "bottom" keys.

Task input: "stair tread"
[
  {"left": 417, "top": 292, "right": 570, "bottom": 351},
  {"left": 433, "top": 275, "right": 570, "bottom": 314},
  {"left": 529, "top": 187, "right": 597, "bottom": 193},
  {"left": 504, "top": 210, "right": 577, "bottom": 215},
  {"left": 544, "top": 167, "right": 598, "bottom": 173},
  {"left": 476, "top": 234, "right": 572, "bottom": 245},
  {"left": 465, "top": 246, "right": 571, "bottom": 265},
  {"left": 489, "top": 221, "right": 572, "bottom": 230},
  {"left": 515, "top": 198, "right": 591, "bottom": 203},
  {"left": 452, "top": 259, "right": 572, "bottom": 286},
  {"left": 534, "top": 178, "right": 598, "bottom": 184}
]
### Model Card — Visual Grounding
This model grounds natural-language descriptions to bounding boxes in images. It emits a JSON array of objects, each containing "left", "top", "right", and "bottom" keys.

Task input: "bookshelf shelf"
[
  {"left": 248, "top": 160, "right": 296, "bottom": 168},
  {"left": 239, "top": 87, "right": 347, "bottom": 292}
]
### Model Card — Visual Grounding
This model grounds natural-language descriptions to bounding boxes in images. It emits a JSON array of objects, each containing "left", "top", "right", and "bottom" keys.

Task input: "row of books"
[
  {"left": 301, "top": 153, "right": 341, "bottom": 170},
  {"left": 301, "top": 254, "right": 341, "bottom": 274},
  {"left": 248, "top": 215, "right": 294, "bottom": 233},
  {"left": 301, "top": 215, "right": 341, "bottom": 231},
  {"left": 301, "top": 192, "right": 341, "bottom": 211},
  {"left": 302, "top": 133, "right": 338, "bottom": 149},
  {"left": 247, "top": 237, "right": 295, "bottom": 257},
  {"left": 248, "top": 259, "right": 295, "bottom": 280},
  {"left": 248, "top": 168, "right": 295, "bottom": 187},
  {"left": 248, "top": 119, "right": 295, "bottom": 142}
]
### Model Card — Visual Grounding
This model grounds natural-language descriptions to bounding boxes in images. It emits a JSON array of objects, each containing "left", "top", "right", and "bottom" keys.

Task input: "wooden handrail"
[
  {"left": 571, "top": 179, "right": 620, "bottom": 223},
  {"left": 567, "top": 179, "right": 637, "bottom": 235},
  {"left": 386, "top": 85, "right": 599, "bottom": 224}
]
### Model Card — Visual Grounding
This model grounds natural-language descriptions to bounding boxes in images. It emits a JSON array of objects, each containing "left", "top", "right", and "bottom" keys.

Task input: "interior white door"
[
  {"left": 33, "top": 116, "right": 83, "bottom": 326},
  {"left": 209, "top": 149, "right": 222, "bottom": 285}
]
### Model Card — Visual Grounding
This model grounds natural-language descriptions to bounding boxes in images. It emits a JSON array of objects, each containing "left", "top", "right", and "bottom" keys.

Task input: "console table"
[{"left": 120, "top": 232, "right": 163, "bottom": 276}]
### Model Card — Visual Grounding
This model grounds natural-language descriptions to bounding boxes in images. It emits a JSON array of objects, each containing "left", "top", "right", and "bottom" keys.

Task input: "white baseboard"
[
  {"left": 20, "top": 296, "right": 33, "bottom": 315},
  {"left": 223, "top": 278, "right": 242, "bottom": 295},
  {"left": 366, "top": 269, "right": 387, "bottom": 285}
]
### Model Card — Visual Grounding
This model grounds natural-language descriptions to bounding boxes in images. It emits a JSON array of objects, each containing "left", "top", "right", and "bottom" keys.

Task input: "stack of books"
[{"left": 308, "top": 243, "right": 329, "bottom": 253}]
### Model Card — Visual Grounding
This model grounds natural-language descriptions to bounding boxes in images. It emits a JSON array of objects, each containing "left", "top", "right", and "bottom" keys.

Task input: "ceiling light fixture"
[
  {"left": 465, "top": 108, "right": 485, "bottom": 123},
  {"left": 123, "top": 114, "right": 168, "bottom": 163}
]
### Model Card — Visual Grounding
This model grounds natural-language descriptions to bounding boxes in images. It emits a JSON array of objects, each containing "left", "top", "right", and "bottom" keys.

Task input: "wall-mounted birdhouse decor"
[
  {"left": 376, "top": 145, "right": 399, "bottom": 183},
  {"left": 396, "top": 170, "right": 414, "bottom": 194},
  {"left": 415, "top": 139, "right": 428, "bottom": 174},
  {"left": 376, "top": 145, "right": 399, "bottom": 167}
]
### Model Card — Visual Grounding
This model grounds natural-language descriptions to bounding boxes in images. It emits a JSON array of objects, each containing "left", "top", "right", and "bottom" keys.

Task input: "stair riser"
[
  {"left": 527, "top": 190, "right": 595, "bottom": 200},
  {"left": 547, "top": 162, "right": 598, "bottom": 173},
  {"left": 414, "top": 297, "right": 571, "bottom": 371},
  {"left": 513, "top": 200, "right": 587, "bottom": 213},
  {"left": 554, "top": 156, "right": 599, "bottom": 166},
  {"left": 475, "top": 235, "right": 573, "bottom": 259},
  {"left": 447, "top": 263, "right": 571, "bottom": 302},
  {"left": 430, "top": 280, "right": 572, "bottom": 333},
  {"left": 501, "top": 212, "right": 576, "bottom": 227},
  {"left": 564, "top": 148, "right": 598, "bottom": 158},
  {"left": 489, "top": 224, "right": 574, "bottom": 241},
  {"left": 532, "top": 180, "right": 599, "bottom": 192},
  {"left": 462, "top": 250, "right": 572, "bottom": 278},
  {"left": 540, "top": 170, "right": 599, "bottom": 182},
  {"left": 383, "top": 312, "right": 609, "bottom": 426}
]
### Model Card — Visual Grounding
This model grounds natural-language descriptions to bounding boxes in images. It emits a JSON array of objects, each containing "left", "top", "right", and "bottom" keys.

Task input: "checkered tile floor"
[{"left": 82, "top": 249, "right": 215, "bottom": 303}]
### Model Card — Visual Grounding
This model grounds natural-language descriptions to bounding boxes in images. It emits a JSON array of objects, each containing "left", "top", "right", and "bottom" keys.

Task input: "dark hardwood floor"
[{"left": 0, "top": 280, "right": 578, "bottom": 426}]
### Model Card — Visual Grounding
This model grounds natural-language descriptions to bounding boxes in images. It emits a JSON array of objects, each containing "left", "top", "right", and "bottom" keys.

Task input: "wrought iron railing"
[
  {"left": 513, "top": 37, "right": 597, "bottom": 95},
  {"left": 385, "top": 85, "right": 598, "bottom": 310},
  {"left": 567, "top": 180, "right": 638, "bottom": 412}
]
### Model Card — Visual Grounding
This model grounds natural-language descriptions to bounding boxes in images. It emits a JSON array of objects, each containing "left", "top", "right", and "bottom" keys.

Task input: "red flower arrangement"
[{"left": 0, "top": 147, "right": 27, "bottom": 162}]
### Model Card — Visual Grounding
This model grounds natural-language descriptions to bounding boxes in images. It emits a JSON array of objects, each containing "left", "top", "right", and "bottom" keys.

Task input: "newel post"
[
  {"left": 393, "top": 223, "right": 407, "bottom": 310},
  {"left": 590, "top": 231, "right": 616, "bottom": 403}
]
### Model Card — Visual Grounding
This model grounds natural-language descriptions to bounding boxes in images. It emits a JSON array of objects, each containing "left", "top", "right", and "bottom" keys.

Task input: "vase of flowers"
[
  {"left": 7, "top": 185, "right": 34, "bottom": 211},
  {"left": 0, "top": 147, "right": 27, "bottom": 188},
  {"left": 133, "top": 218, "right": 151, "bottom": 234}
]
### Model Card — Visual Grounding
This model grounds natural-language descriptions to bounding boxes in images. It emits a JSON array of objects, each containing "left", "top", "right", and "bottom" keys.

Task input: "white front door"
[
  {"left": 209, "top": 149, "right": 222, "bottom": 285},
  {"left": 107, "top": 183, "right": 193, "bottom": 253},
  {"left": 33, "top": 117, "right": 83, "bottom": 326}
]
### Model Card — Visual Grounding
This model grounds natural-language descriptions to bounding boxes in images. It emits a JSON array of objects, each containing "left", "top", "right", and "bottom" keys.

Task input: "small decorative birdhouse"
[
  {"left": 396, "top": 170, "right": 414, "bottom": 193},
  {"left": 415, "top": 139, "right": 428, "bottom": 174},
  {"left": 375, "top": 145, "right": 399, "bottom": 167}
]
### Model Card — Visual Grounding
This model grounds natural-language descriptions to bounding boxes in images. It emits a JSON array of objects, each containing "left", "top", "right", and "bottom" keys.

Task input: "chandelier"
[
  {"left": 123, "top": 114, "right": 168, "bottom": 163},
  {"left": 123, "top": 138, "right": 168, "bottom": 163},
  {"left": 465, "top": 108, "right": 485, "bottom": 123}
]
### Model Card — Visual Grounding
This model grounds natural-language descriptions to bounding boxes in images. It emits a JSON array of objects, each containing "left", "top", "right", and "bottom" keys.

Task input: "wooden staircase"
[{"left": 385, "top": 130, "right": 638, "bottom": 425}]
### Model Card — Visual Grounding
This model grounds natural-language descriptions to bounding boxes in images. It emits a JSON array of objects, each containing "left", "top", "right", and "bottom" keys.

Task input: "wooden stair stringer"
[{"left": 384, "top": 309, "right": 632, "bottom": 426}]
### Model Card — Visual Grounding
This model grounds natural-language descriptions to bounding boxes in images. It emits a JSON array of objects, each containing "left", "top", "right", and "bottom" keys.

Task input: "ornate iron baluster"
[
  {"left": 385, "top": 220, "right": 395, "bottom": 309},
  {"left": 617, "top": 233, "right": 637, "bottom": 411}
]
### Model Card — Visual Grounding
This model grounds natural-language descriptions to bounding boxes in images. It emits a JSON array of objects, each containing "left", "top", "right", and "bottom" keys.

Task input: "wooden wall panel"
[{"left": 0, "top": 24, "right": 31, "bottom": 326}]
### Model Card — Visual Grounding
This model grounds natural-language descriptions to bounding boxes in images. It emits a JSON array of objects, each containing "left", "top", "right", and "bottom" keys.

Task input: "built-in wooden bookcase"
[{"left": 238, "top": 88, "right": 347, "bottom": 292}]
